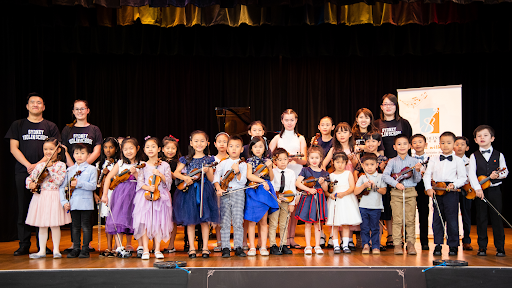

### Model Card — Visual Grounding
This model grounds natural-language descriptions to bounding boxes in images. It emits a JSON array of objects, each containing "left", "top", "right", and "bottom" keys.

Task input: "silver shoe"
[
  {"left": 53, "top": 253, "right": 62, "bottom": 259},
  {"left": 29, "top": 253, "right": 46, "bottom": 259}
]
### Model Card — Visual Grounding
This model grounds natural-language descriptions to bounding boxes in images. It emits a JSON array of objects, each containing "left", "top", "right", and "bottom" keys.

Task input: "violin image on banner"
[
  {"left": 109, "top": 163, "right": 146, "bottom": 190},
  {"left": 246, "top": 155, "right": 278, "bottom": 187},
  {"left": 220, "top": 158, "right": 246, "bottom": 191},
  {"left": 31, "top": 143, "right": 61, "bottom": 194},
  {"left": 96, "top": 159, "right": 114, "bottom": 198},
  {"left": 462, "top": 167, "right": 507, "bottom": 199},
  {"left": 145, "top": 159, "right": 162, "bottom": 201},
  {"left": 424, "top": 181, "right": 461, "bottom": 196},
  {"left": 392, "top": 159, "right": 429, "bottom": 183},
  {"left": 176, "top": 161, "right": 219, "bottom": 192}
]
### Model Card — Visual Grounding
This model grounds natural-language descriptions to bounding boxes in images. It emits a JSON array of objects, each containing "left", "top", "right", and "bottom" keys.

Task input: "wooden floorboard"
[{"left": 1, "top": 225, "right": 511, "bottom": 270}]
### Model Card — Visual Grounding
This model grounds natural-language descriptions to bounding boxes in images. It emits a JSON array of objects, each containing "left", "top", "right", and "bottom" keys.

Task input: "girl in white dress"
[{"left": 325, "top": 152, "right": 362, "bottom": 254}]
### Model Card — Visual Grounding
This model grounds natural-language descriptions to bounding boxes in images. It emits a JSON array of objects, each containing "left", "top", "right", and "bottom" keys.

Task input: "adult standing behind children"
[
  {"left": 5, "top": 92, "right": 61, "bottom": 256},
  {"left": 375, "top": 94, "right": 412, "bottom": 248}
]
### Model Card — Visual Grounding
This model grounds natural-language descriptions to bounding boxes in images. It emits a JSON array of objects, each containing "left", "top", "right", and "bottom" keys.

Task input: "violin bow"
[
  {"left": 482, "top": 197, "right": 512, "bottom": 230},
  {"left": 279, "top": 209, "right": 292, "bottom": 253},
  {"left": 221, "top": 182, "right": 264, "bottom": 196},
  {"left": 200, "top": 163, "right": 204, "bottom": 219},
  {"left": 106, "top": 203, "right": 131, "bottom": 257},
  {"left": 431, "top": 193, "right": 448, "bottom": 240},
  {"left": 315, "top": 192, "right": 321, "bottom": 232}
]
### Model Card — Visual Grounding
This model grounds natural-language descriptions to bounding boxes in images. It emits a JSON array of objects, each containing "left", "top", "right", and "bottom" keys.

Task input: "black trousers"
[
  {"left": 15, "top": 172, "right": 37, "bottom": 249},
  {"left": 459, "top": 193, "right": 473, "bottom": 244},
  {"left": 415, "top": 181, "right": 429, "bottom": 246},
  {"left": 71, "top": 210, "right": 93, "bottom": 249},
  {"left": 475, "top": 186, "right": 505, "bottom": 250},
  {"left": 432, "top": 191, "right": 459, "bottom": 247}
]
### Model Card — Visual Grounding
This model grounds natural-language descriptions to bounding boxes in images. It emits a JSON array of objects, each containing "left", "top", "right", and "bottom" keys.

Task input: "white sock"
[
  {"left": 333, "top": 239, "right": 340, "bottom": 247},
  {"left": 342, "top": 237, "right": 350, "bottom": 248}
]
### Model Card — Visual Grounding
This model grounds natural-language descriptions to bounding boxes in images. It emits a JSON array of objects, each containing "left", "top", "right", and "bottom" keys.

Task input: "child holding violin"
[
  {"left": 351, "top": 108, "right": 384, "bottom": 155},
  {"left": 25, "top": 138, "right": 69, "bottom": 259},
  {"left": 354, "top": 153, "right": 387, "bottom": 255},
  {"left": 214, "top": 135, "right": 248, "bottom": 258},
  {"left": 295, "top": 146, "right": 329, "bottom": 255},
  {"left": 160, "top": 135, "right": 182, "bottom": 254},
  {"left": 133, "top": 136, "right": 173, "bottom": 260},
  {"left": 454, "top": 136, "right": 473, "bottom": 251},
  {"left": 468, "top": 125, "right": 508, "bottom": 257},
  {"left": 245, "top": 136, "right": 279, "bottom": 256},
  {"left": 174, "top": 130, "right": 219, "bottom": 259},
  {"left": 213, "top": 132, "right": 229, "bottom": 252},
  {"left": 241, "top": 121, "right": 272, "bottom": 160},
  {"left": 269, "top": 148, "right": 297, "bottom": 255},
  {"left": 60, "top": 143, "right": 98, "bottom": 258},
  {"left": 97, "top": 137, "right": 121, "bottom": 257},
  {"left": 411, "top": 134, "right": 430, "bottom": 251},
  {"left": 311, "top": 116, "right": 334, "bottom": 157},
  {"left": 382, "top": 135, "right": 422, "bottom": 255},
  {"left": 424, "top": 132, "right": 467, "bottom": 257},
  {"left": 325, "top": 152, "right": 361, "bottom": 254},
  {"left": 101, "top": 137, "right": 144, "bottom": 257}
]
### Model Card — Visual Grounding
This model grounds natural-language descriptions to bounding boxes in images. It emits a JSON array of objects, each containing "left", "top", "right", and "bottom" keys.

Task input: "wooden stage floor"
[{"left": 1, "top": 225, "right": 511, "bottom": 271}]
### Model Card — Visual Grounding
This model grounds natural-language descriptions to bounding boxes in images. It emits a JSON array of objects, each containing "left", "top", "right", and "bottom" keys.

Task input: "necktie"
[
  {"left": 440, "top": 155, "right": 453, "bottom": 162},
  {"left": 482, "top": 149, "right": 491, "bottom": 154},
  {"left": 279, "top": 171, "right": 285, "bottom": 193}
]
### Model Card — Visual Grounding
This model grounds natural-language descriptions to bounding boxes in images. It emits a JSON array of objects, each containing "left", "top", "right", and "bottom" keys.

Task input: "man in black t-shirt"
[{"left": 4, "top": 92, "right": 61, "bottom": 256}]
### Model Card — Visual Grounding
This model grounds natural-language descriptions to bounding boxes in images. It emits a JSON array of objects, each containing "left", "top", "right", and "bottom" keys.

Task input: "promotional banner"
[{"left": 398, "top": 85, "right": 462, "bottom": 158}]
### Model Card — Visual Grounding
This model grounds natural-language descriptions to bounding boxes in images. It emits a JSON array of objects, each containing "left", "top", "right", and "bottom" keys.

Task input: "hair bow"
[
  {"left": 144, "top": 135, "right": 151, "bottom": 141},
  {"left": 169, "top": 134, "right": 179, "bottom": 142}
]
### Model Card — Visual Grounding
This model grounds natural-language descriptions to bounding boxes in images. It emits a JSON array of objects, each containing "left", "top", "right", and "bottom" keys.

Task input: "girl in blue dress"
[
  {"left": 245, "top": 136, "right": 279, "bottom": 256},
  {"left": 173, "top": 130, "right": 219, "bottom": 258},
  {"left": 295, "top": 146, "right": 329, "bottom": 255}
]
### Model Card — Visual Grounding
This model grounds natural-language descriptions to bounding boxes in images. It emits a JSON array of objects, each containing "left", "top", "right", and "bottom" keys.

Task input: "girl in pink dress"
[{"left": 25, "top": 138, "right": 70, "bottom": 259}]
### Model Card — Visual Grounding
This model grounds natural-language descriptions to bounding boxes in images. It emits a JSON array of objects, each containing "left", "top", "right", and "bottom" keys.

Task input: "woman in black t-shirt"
[{"left": 61, "top": 100, "right": 103, "bottom": 167}]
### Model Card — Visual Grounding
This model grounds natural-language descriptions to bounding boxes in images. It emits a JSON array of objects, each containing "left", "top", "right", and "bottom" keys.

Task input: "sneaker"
[
  {"left": 372, "top": 248, "right": 381, "bottom": 255},
  {"left": 304, "top": 246, "right": 313, "bottom": 255},
  {"left": 235, "top": 247, "right": 247, "bottom": 257},
  {"left": 407, "top": 242, "right": 417, "bottom": 255},
  {"left": 259, "top": 247, "right": 269, "bottom": 256},
  {"left": 327, "top": 236, "right": 333, "bottom": 248},
  {"left": 247, "top": 248, "right": 257, "bottom": 256},
  {"left": 333, "top": 246, "right": 341, "bottom": 254},
  {"left": 348, "top": 241, "right": 356, "bottom": 251},
  {"left": 394, "top": 245, "right": 403, "bottom": 255},
  {"left": 79, "top": 247, "right": 90, "bottom": 258},
  {"left": 281, "top": 245, "right": 293, "bottom": 255},
  {"left": 67, "top": 248, "right": 81, "bottom": 258},
  {"left": 222, "top": 248, "right": 231, "bottom": 258},
  {"left": 314, "top": 246, "right": 324, "bottom": 255},
  {"left": 362, "top": 244, "right": 370, "bottom": 254},
  {"left": 270, "top": 244, "right": 282, "bottom": 255},
  {"left": 343, "top": 246, "right": 351, "bottom": 254},
  {"left": 496, "top": 249, "right": 506, "bottom": 257},
  {"left": 136, "top": 246, "right": 144, "bottom": 258},
  {"left": 477, "top": 248, "right": 486, "bottom": 256},
  {"left": 448, "top": 247, "right": 458, "bottom": 256},
  {"left": 433, "top": 245, "right": 442, "bottom": 256}
]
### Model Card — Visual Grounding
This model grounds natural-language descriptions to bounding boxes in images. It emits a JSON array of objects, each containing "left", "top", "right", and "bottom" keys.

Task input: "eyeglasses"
[
  {"left": 381, "top": 103, "right": 395, "bottom": 107},
  {"left": 74, "top": 108, "right": 87, "bottom": 112}
]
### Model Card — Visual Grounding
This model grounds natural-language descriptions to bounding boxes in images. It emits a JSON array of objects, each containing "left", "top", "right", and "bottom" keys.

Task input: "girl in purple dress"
[
  {"left": 133, "top": 137, "right": 173, "bottom": 260},
  {"left": 101, "top": 138, "right": 144, "bottom": 256}
]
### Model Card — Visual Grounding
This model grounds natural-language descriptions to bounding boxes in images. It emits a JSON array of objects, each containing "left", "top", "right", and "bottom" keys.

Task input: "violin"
[
  {"left": 298, "top": 176, "right": 332, "bottom": 193},
  {"left": 220, "top": 158, "right": 246, "bottom": 191},
  {"left": 288, "top": 153, "right": 305, "bottom": 159},
  {"left": 247, "top": 155, "right": 278, "bottom": 187},
  {"left": 176, "top": 161, "right": 219, "bottom": 192},
  {"left": 278, "top": 190, "right": 298, "bottom": 203},
  {"left": 311, "top": 133, "right": 321, "bottom": 147},
  {"left": 462, "top": 167, "right": 507, "bottom": 199},
  {"left": 328, "top": 180, "right": 338, "bottom": 193},
  {"left": 96, "top": 159, "right": 114, "bottom": 198},
  {"left": 65, "top": 170, "right": 83, "bottom": 200},
  {"left": 145, "top": 159, "right": 162, "bottom": 201},
  {"left": 425, "top": 181, "right": 461, "bottom": 196},
  {"left": 31, "top": 144, "right": 61, "bottom": 194},
  {"left": 109, "top": 163, "right": 146, "bottom": 190},
  {"left": 392, "top": 159, "right": 429, "bottom": 183}
]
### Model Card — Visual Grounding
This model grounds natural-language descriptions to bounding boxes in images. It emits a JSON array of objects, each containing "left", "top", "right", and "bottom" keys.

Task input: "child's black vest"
[{"left": 474, "top": 149, "right": 502, "bottom": 185}]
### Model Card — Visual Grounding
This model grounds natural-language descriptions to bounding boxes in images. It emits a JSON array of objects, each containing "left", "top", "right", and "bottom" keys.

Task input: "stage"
[{"left": 1, "top": 226, "right": 511, "bottom": 287}]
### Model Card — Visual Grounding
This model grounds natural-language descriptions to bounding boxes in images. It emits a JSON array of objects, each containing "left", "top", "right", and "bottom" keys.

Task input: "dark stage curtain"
[{"left": 1, "top": 5, "right": 512, "bottom": 242}]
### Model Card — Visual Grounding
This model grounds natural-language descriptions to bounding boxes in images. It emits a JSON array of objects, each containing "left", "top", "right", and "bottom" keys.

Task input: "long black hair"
[
  {"left": 186, "top": 130, "right": 210, "bottom": 161},
  {"left": 98, "top": 137, "right": 121, "bottom": 168}
]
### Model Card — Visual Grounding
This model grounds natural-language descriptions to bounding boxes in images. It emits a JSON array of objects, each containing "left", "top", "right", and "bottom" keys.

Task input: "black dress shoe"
[
  {"left": 281, "top": 245, "right": 293, "bottom": 255},
  {"left": 14, "top": 246, "right": 30, "bottom": 256},
  {"left": 222, "top": 248, "right": 231, "bottom": 258},
  {"left": 433, "top": 245, "right": 442, "bottom": 256},
  {"left": 79, "top": 248, "right": 90, "bottom": 258},
  {"left": 421, "top": 245, "right": 429, "bottom": 251},
  {"left": 270, "top": 245, "right": 283, "bottom": 255},
  {"left": 448, "top": 247, "right": 458, "bottom": 256},
  {"left": 235, "top": 247, "right": 247, "bottom": 257},
  {"left": 67, "top": 249, "right": 81, "bottom": 258},
  {"left": 477, "top": 249, "right": 487, "bottom": 256},
  {"left": 496, "top": 249, "right": 506, "bottom": 257},
  {"left": 87, "top": 247, "right": 96, "bottom": 252},
  {"left": 63, "top": 248, "right": 74, "bottom": 254}
]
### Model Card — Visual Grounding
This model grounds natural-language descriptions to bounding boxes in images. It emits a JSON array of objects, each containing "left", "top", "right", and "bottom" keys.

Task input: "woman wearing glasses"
[{"left": 374, "top": 93, "right": 412, "bottom": 249}]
